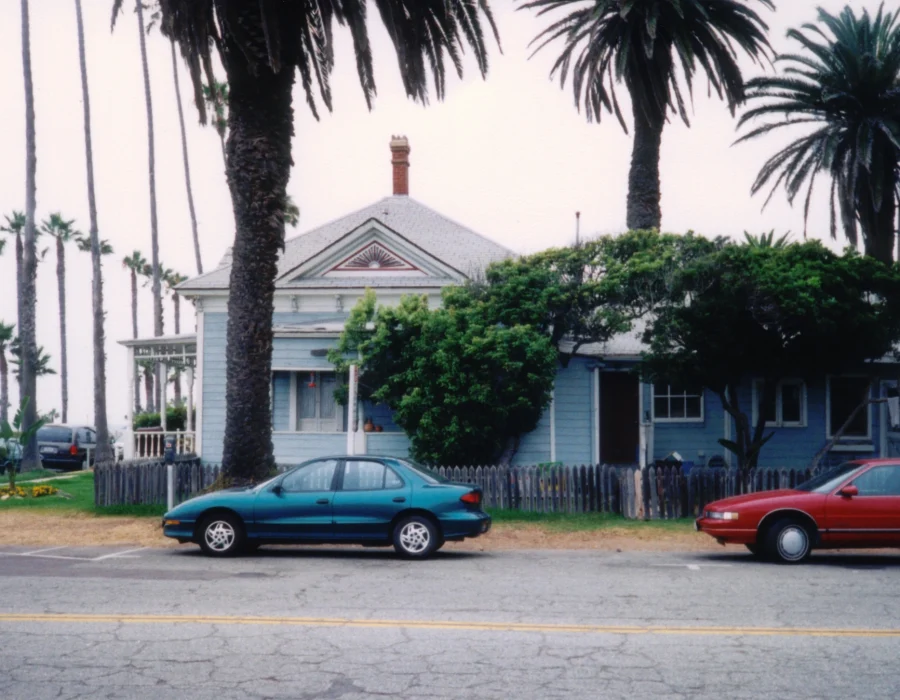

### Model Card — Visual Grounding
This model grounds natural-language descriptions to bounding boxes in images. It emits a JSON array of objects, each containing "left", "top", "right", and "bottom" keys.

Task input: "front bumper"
[{"left": 695, "top": 517, "right": 756, "bottom": 545}]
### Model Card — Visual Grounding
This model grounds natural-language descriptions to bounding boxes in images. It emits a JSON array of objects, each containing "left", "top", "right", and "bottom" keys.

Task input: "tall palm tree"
[
  {"left": 122, "top": 250, "right": 146, "bottom": 413},
  {"left": 202, "top": 80, "right": 229, "bottom": 167},
  {"left": 0, "top": 322, "right": 14, "bottom": 425},
  {"left": 164, "top": 270, "right": 188, "bottom": 335},
  {"left": 1, "top": 212, "right": 26, "bottom": 388},
  {"left": 40, "top": 213, "right": 80, "bottom": 423},
  {"left": 131, "top": 1, "right": 500, "bottom": 482},
  {"left": 10, "top": 339, "right": 56, "bottom": 380},
  {"left": 737, "top": 6, "right": 900, "bottom": 264},
  {"left": 74, "top": 0, "right": 113, "bottom": 462},
  {"left": 522, "top": 0, "right": 773, "bottom": 230},
  {"left": 112, "top": 1, "right": 163, "bottom": 341},
  {"left": 18, "top": 0, "right": 40, "bottom": 470}
]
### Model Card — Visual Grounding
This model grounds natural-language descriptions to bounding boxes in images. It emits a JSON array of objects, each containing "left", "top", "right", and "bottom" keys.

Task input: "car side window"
[
  {"left": 850, "top": 466, "right": 900, "bottom": 497},
  {"left": 341, "top": 461, "right": 404, "bottom": 491},
  {"left": 76, "top": 428, "right": 92, "bottom": 445},
  {"left": 281, "top": 460, "right": 338, "bottom": 492}
]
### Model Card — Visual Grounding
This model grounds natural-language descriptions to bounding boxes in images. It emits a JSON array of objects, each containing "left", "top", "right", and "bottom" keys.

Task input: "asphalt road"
[{"left": 2, "top": 544, "right": 900, "bottom": 699}]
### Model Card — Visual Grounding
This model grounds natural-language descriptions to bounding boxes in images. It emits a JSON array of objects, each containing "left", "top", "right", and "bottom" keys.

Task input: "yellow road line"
[{"left": 0, "top": 613, "right": 898, "bottom": 638}]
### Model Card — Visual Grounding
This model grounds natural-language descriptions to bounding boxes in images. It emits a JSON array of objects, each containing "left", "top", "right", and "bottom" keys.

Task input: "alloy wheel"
[{"left": 204, "top": 520, "right": 236, "bottom": 553}]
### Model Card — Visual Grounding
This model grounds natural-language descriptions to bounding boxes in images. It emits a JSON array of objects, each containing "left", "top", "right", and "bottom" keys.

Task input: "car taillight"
[
  {"left": 69, "top": 445, "right": 78, "bottom": 456},
  {"left": 460, "top": 491, "right": 481, "bottom": 506}
]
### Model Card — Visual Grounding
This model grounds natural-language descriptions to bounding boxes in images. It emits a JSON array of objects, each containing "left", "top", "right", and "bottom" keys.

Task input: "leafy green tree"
[
  {"left": 41, "top": 213, "right": 80, "bottom": 423},
  {"left": 640, "top": 240, "right": 900, "bottom": 470},
  {"left": 522, "top": 0, "right": 773, "bottom": 230},
  {"left": 737, "top": 5, "right": 900, "bottom": 264},
  {"left": 331, "top": 290, "right": 557, "bottom": 465},
  {"left": 137, "top": 1, "right": 500, "bottom": 482}
]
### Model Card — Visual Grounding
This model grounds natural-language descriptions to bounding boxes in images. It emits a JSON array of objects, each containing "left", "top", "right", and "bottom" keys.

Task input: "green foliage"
[
  {"left": 640, "top": 240, "right": 900, "bottom": 468},
  {"left": 331, "top": 289, "right": 557, "bottom": 465},
  {"left": 133, "top": 404, "right": 191, "bottom": 431},
  {"left": 737, "top": 5, "right": 900, "bottom": 263},
  {"left": 1, "top": 397, "right": 49, "bottom": 490}
]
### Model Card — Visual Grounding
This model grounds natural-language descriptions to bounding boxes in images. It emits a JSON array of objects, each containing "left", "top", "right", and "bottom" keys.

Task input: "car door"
[
  {"left": 824, "top": 464, "right": 900, "bottom": 546},
  {"left": 331, "top": 459, "right": 411, "bottom": 541},
  {"left": 251, "top": 459, "right": 339, "bottom": 541}
]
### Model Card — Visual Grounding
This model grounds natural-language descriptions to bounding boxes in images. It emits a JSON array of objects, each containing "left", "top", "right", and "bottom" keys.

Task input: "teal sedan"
[{"left": 162, "top": 456, "right": 491, "bottom": 558}]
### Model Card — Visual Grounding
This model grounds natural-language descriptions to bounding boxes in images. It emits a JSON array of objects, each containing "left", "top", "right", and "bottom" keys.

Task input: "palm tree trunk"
[
  {"left": 55, "top": 237, "right": 68, "bottom": 423},
  {"left": 626, "top": 95, "right": 665, "bottom": 231},
  {"left": 15, "top": 234, "right": 23, "bottom": 347},
  {"left": 220, "top": 24, "right": 295, "bottom": 482},
  {"left": 19, "top": 0, "right": 39, "bottom": 470},
  {"left": 130, "top": 268, "right": 141, "bottom": 413},
  {"left": 861, "top": 180, "right": 897, "bottom": 264},
  {"left": 173, "top": 292, "right": 180, "bottom": 335},
  {"left": 171, "top": 39, "right": 203, "bottom": 276},
  {"left": 0, "top": 350, "right": 8, "bottom": 426},
  {"left": 75, "top": 0, "right": 112, "bottom": 461},
  {"left": 143, "top": 365, "right": 155, "bottom": 415}
]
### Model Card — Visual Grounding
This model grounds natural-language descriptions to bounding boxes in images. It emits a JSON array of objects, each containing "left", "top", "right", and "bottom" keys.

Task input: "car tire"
[
  {"left": 764, "top": 518, "right": 811, "bottom": 564},
  {"left": 198, "top": 513, "right": 245, "bottom": 557},
  {"left": 745, "top": 544, "right": 762, "bottom": 558},
  {"left": 393, "top": 515, "right": 439, "bottom": 559}
]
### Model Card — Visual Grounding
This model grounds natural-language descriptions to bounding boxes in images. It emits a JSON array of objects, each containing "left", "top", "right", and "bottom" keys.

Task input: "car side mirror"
[
  {"left": 271, "top": 484, "right": 284, "bottom": 496},
  {"left": 840, "top": 484, "right": 859, "bottom": 498}
]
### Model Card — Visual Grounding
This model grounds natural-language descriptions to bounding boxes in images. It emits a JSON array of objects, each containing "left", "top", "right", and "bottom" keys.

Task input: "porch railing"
[{"left": 132, "top": 431, "right": 196, "bottom": 459}]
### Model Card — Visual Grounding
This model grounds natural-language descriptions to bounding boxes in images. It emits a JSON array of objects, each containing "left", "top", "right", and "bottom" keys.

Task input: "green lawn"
[
  {"left": 12, "top": 469, "right": 65, "bottom": 482},
  {"left": 486, "top": 508, "right": 696, "bottom": 533},
  {"left": 1, "top": 472, "right": 165, "bottom": 518}
]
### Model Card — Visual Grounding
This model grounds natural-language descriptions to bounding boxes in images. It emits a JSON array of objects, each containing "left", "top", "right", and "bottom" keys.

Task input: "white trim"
[
  {"left": 549, "top": 389, "right": 556, "bottom": 463},
  {"left": 194, "top": 309, "right": 204, "bottom": 457},
  {"left": 825, "top": 375, "right": 872, "bottom": 440},
  {"left": 751, "top": 378, "right": 807, "bottom": 428},
  {"left": 830, "top": 444, "right": 875, "bottom": 452},
  {"left": 880, "top": 380, "right": 894, "bottom": 458},
  {"left": 288, "top": 372, "right": 298, "bottom": 432},
  {"left": 651, "top": 383, "right": 705, "bottom": 423},
  {"left": 591, "top": 368, "right": 600, "bottom": 465},
  {"left": 124, "top": 346, "right": 135, "bottom": 460}
]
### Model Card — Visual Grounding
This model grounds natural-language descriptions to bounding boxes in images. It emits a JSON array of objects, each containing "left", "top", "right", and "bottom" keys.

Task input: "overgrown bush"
[{"left": 133, "top": 405, "right": 194, "bottom": 431}]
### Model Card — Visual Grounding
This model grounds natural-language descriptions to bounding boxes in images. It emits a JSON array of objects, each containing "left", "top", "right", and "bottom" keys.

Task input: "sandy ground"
[{"left": 1, "top": 511, "right": 721, "bottom": 552}]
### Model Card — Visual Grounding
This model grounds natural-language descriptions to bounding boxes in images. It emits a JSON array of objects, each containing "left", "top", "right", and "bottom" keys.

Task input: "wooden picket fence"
[{"left": 94, "top": 459, "right": 818, "bottom": 519}]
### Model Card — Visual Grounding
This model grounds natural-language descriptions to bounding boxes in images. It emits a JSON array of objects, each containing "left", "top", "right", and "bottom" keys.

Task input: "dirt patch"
[{"left": 2, "top": 511, "right": 720, "bottom": 552}]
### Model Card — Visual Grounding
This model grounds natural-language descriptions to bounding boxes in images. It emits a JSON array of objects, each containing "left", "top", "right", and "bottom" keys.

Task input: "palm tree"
[
  {"left": 0, "top": 322, "right": 14, "bottom": 425},
  {"left": 164, "top": 270, "right": 188, "bottom": 335},
  {"left": 18, "top": 0, "right": 40, "bottom": 470},
  {"left": 122, "top": 250, "right": 146, "bottom": 413},
  {"left": 74, "top": 0, "right": 113, "bottom": 463},
  {"left": 202, "top": 80, "right": 229, "bottom": 167},
  {"left": 737, "top": 6, "right": 900, "bottom": 264},
  {"left": 0, "top": 212, "right": 26, "bottom": 381},
  {"left": 75, "top": 235, "right": 113, "bottom": 256},
  {"left": 133, "top": 1, "right": 500, "bottom": 482},
  {"left": 522, "top": 0, "right": 773, "bottom": 230},
  {"left": 112, "top": 1, "right": 163, "bottom": 341},
  {"left": 40, "top": 213, "right": 80, "bottom": 423},
  {"left": 10, "top": 339, "right": 56, "bottom": 380}
]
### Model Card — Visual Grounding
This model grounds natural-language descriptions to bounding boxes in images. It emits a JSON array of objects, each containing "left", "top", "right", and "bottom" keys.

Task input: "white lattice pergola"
[{"left": 118, "top": 334, "right": 197, "bottom": 460}]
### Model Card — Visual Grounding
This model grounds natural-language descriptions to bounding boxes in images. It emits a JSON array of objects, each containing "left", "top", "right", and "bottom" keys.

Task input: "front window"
[
  {"left": 828, "top": 377, "right": 871, "bottom": 438},
  {"left": 850, "top": 465, "right": 900, "bottom": 496},
  {"left": 753, "top": 379, "right": 806, "bottom": 427},
  {"left": 281, "top": 459, "right": 339, "bottom": 492},
  {"left": 795, "top": 462, "right": 863, "bottom": 493},
  {"left": 653, "top": 384, "right": 703, "bottom": 421}
]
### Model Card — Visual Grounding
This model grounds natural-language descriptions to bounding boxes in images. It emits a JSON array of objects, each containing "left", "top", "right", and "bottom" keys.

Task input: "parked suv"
[{"left": 36, "top": 424, "right": 97, "bottom": 471}]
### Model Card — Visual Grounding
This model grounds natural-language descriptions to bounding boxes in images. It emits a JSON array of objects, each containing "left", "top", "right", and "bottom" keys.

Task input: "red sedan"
[{"left": 695, "top": 459, "right": 900, "bottom": 563}]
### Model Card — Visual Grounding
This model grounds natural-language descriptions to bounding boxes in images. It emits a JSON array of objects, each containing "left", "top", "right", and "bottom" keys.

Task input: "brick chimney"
[{"left": 390, "top": 135, "right": 411, "bottom": 196}]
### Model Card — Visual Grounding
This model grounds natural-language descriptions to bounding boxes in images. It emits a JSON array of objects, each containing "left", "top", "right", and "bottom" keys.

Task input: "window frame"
[
  {"left": 338, "top": 459, "right": 405, "bottom": 492},
  {"left": 652, "top": 384, "right": 705, "bottom": 423},
  {"left": 270, "top": 369, "right": 345, "bottom": 434},
  {"left": 752, "top": 379, "right": 807, "bottom": 428},
  {"left": 826, "top": 375, "right": 872, "bottom": 441}
]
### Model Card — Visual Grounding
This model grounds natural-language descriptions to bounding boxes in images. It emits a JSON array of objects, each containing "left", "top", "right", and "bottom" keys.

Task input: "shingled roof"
[{"left": 179, "top": 196, "right": 514, "bottom": 292}]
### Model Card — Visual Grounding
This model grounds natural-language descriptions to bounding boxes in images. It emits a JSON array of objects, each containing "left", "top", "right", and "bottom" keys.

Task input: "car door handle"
[
  {"left": 392, "top": 497, "right": 406, "bottom": 503},
  {"left": 316, "top": 498, "right": 330, "bottom": 505}
]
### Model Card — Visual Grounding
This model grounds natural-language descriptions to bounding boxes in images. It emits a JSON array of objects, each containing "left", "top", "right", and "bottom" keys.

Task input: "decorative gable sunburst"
[{"left": 330, "top": 242, "right": 418, "bottom": 272}]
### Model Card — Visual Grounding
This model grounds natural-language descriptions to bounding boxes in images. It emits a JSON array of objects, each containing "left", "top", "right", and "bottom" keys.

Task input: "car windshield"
[
  {"left": 37, "top": 427, "right": 73, "bottom": 443},
  {"left": 396, "top": 459, "right": 448, "bottom": 484},
  {"left": 795, "top": 462, "right": 864, "bottom": 493}
]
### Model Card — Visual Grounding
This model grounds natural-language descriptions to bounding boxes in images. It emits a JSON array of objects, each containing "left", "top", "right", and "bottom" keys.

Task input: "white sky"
[{"left": 0, "top": 0, "right": 864, "bottom": 428}]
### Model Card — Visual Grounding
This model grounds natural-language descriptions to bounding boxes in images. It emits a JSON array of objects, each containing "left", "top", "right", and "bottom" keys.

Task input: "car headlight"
[{"left": 705, "top": 511, "right": 739, "bottom": 521}]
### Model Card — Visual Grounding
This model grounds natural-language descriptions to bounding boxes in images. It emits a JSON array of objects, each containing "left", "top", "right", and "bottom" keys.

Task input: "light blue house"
[{"left": 159, "top": 137, "right": 900, "bottom": 470}]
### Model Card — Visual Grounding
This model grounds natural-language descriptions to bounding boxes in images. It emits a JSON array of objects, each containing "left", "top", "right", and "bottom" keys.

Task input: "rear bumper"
[
  {"left": 439, "top": 512, "right": 492, "bottom": 539},
  {"left": 39, "top": 455, "right": 85, "bottom": 470}
]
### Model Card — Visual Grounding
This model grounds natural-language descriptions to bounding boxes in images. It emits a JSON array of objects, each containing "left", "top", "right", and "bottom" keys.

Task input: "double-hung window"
[
  {"left": 752, "top": 379, "right": 806, "bottom": 428},
  {"left": 296, "top": 371, "right": 338, "bottom": 432},
  {"left": 827, "top": 376, "right": 871, "bottom": 439}
]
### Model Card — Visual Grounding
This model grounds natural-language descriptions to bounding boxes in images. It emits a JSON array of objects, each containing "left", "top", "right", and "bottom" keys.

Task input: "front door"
[
  {"left": 252, "top": 459, "right": 339, "bottom": 540},
  {"left": 331, "top": 459, "right": 411, "bottom": 540},
  {"left": 824, "top": 463, "right": 900, "bottom": 546},
  {"left": 600, "top": 372, "right": 640, "bottom": 464}
]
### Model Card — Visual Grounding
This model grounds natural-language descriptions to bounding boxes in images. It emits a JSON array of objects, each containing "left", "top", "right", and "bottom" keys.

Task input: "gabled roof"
[{"left": 179, "top": 196, "right": 514, "bottom": 292}]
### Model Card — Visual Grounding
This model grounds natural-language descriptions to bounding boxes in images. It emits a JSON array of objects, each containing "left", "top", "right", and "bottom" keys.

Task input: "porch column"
[
  {"left": 346, "top": 364, "right": 358, "bottom": 456},
  {"left": 160, "top": 361, "right": 168, "bottom": 432},
  {"left": 125, "top": 346, "right": 136, "bottom": 460},
  {"left": 186, "top": 366, "right": 194, "bottom": 434},
  {"left": 591, "top": 367, "right": 600, "bottom": 465}
]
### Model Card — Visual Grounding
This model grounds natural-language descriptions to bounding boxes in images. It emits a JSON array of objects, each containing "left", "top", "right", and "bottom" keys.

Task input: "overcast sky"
[{"left": 0, "top": 0, "right": 865, "bottom": 429}]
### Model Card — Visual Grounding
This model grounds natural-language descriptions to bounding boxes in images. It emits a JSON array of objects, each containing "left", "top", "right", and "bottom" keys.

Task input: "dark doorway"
[{"left": 600, "top": 372, "right": 640, "bottom": 464}]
